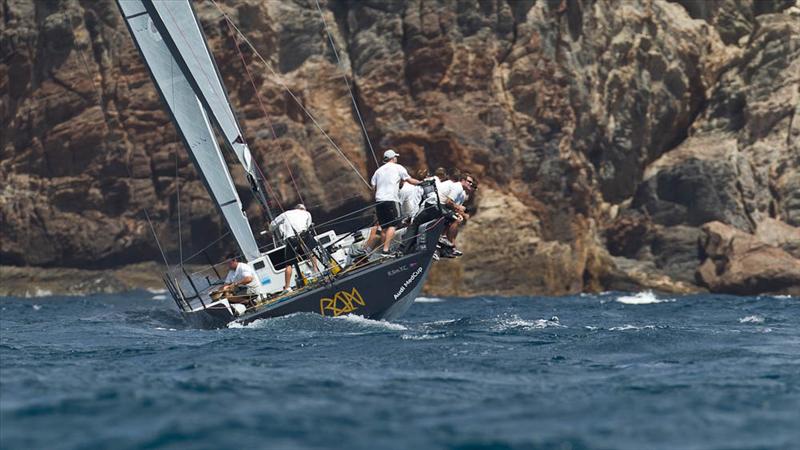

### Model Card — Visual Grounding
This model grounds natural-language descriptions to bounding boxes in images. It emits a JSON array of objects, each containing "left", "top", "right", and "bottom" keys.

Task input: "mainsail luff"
[
  {"left": 117, "top": 0, "right": 261, "bottom": 262},
  {"left": 143, "top": 0, "right": 275, "bottom": 223}
]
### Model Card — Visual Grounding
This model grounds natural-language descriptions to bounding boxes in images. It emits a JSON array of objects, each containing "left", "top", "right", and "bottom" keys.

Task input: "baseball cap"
[{"left": 383, "top": 149, "right": 400, "bottom": 160}]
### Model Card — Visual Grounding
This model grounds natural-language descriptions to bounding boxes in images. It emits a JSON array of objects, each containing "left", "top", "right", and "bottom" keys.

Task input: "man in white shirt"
[
  {"left": 269, "top": 204, "right": 319, "bottom": 291},
  {"left": 441, "top": 172, "right": 477, "bottom": 257},
  {"left": 429, "top": 167, "right": 463, "bottom": 213},
  {"left": 222, "top": 253, "right": 261, "bottom": 301},
  {"left": 367, "top": 149, "right": 421, "bottom": 256},
  {"left": 398, "top": 168, "right": 428, "bottom": 221},
  {"left": 402, "top": 170, "right": 444, "bottom": 254}
]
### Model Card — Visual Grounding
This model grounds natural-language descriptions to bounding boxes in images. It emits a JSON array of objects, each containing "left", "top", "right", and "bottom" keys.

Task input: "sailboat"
[{"left": 116, "top": 0, "right": 446, "bottom": 328}]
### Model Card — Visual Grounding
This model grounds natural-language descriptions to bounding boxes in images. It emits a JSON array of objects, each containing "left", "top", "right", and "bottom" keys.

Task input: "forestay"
[{"left": 117, "top": 0, "right": 261, "bottom": 261}]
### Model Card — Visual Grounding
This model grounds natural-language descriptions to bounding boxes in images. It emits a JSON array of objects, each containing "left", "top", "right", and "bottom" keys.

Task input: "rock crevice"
[{"left": 1, "top": 0, "right": 798, "bottom": 296}]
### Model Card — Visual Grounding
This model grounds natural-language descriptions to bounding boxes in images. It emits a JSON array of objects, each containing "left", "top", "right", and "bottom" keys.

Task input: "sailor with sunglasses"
[{"left": 439, "top": 173, "right": 477, "bottom": 257}]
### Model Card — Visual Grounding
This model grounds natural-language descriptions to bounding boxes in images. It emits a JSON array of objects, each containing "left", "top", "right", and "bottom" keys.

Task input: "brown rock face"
[
  {"left": 697, "top": 221, "right": 800, "bottom": 295},
  {"left": 1, "top": 0, "right": 798, "bottom": 296}
]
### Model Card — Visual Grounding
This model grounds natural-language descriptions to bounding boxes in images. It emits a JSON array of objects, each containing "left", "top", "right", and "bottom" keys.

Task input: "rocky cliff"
[{"left": 1, "top": 0, "right": 798, "bottom": 296}]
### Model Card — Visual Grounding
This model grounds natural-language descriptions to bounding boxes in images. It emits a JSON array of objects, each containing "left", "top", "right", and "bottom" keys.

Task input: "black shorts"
[
  {"left": 284, "top": 232, "right": 318, "bottom": 263},
  {"left": 375, "top": 201, "right": 400, "bottom": 228}
]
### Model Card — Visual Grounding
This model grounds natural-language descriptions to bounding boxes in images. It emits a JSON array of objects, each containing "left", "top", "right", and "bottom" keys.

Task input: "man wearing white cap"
[
  {"left": 367, "top": 149, "right": 421, "bottom": 256},
  {"left": 270, "top": 203, "right": 319, "bottom": 291}
]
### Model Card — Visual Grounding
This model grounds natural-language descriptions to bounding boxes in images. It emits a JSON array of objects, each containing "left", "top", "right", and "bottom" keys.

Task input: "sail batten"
[{"left": 117, "top": 0, "right": 261, "bottom": 262}]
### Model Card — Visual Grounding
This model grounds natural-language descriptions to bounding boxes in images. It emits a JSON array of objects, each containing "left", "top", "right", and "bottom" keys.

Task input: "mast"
[
  {"left": 117, "top": 0, "right": 261, "bottom": 262},
  {"left": 142, "top": 0, "right": 275, "bottom": 223}
]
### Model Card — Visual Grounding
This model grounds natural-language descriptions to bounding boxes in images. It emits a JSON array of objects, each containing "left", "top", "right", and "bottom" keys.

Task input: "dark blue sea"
[{"left": 1, "top": 291, "right": 799, "bottom": 450}]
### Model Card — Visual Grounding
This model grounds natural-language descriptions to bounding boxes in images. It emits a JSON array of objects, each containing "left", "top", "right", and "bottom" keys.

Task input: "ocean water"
[{"left": 1, "top": 291, "right": 799, "bottom": 450}]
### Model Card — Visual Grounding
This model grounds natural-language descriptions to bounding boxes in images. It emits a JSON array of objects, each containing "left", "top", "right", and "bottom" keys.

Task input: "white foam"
[
  {"left": 615, "top": 291, "right": 670, "bottom": 305},
  {"left": 426, "top": 319, "right": 459, "bottom": 326},
  {"left": 739, "top": 315, "right": 765, "bottom": 324},
  {"left": 228, "top": 319, "right": 266, "bottom": 329},
  {"left": 32, "top": 304, "right": 42, "bottom": 311},
  {"left": 401, "top": 333, "right": 444, "bottom": 340},
  {"left": 771, "top": 295, "right": 794, "bottom": 299},
  {"left": 609, "top": 324, "right": 656, "bottom": 331},
  {"left": 333, "top": 314, "right": 408, "bottom": 331},
  {"left": 147, "top": 288, "right": 167, "bottom": 294},
  {"left": 493, "top": 314, "right": 563, "bottom": 331},
  {"left": 228, "top": 314, "right": 408, "bottom": 331},
  {"left": 151, "top": 294, "right": 167, "bottom": 300},
  {"left": 415, "top": 297, "right": 445, "bottom": 303}
]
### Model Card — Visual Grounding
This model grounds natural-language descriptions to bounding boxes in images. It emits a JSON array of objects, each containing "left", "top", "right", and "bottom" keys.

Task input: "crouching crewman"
[{"left": 221, "top": 253, "right": 261, "bottom": 302}]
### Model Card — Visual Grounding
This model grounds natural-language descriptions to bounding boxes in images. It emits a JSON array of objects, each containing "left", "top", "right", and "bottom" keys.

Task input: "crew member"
[
  {"left": 399, "top": 168, "right": 428, "bottom": 222},
  {"left": 222, "top": 253, "right": 261, "bottom": 301},
  {"left": 366, "top": 149, "right": 420, "bottom": 256},
  {"left": 402, "top": 169, "right": 443, "bottom": 253},
  {"left": 270, "top": 204, "right": 319, "bottom": 292},
  {"left": 440, "top": 173, "right": 477, "bottom": 257}
]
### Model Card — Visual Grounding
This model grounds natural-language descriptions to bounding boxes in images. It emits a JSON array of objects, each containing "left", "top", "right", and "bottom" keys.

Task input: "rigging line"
[
  {"left": 175, "top": 147, "right": 183, "bottom": 264},
  {"left": 142, "top": 205, "right": 172, "bottom": 270},
  {"left": 180, "top": 229, "right": 231, "bottom": 265},
  {"left": 284, "top": 160, "right": 305, "bottom": 207},
  {"left": 313, "top": 0, "right": 379, "bottom": 168},
  {"left": 261, "top": 166, "right": 286, "bottom": 214},
  {"left": 223, "top": 17, "right": 298, "bottom": 218},
  {"left": 161, "top": 5, "right": 284, "bottom": 235},
  {"left": 314, "top": 200, "right": 381, "bottom": 228},
  {"left": 207, "top": 0, "right": 371, "bottom": 189},
  {"left": 225, "top": 20, "right": 305, "bottom": 211},
  {"left": 159, "top": 3, "right": 276, "bottom": 221},
  {"left": 223, "top": 23, "right": 286, "bottom": 220},
  {"left": 301, "top": 192, "right": 366, "bottom": 210},
  {"left": 225, "top": 20, "right": 278, "bottom": 141},
  {"left": 172, "top": 58, "right": 184, "bottom": 265}
]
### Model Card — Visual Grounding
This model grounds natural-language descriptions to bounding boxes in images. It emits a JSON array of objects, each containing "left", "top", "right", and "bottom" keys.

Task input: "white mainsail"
[
  {"left": 144, "top": 0, "right": 273, "bottom": 219},
  {"left": 117, "top": 0, "right": 261, "bottom": 262}
]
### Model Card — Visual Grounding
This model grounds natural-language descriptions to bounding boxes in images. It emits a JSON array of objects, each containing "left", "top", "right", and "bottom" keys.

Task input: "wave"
[
  {"left": 615, "top": 291, "right": 671, "bottom": 305},
  {"left": 609, "top": 324, "right": 657, "bottom": 331},
  {"left": 425, "top": 318, "right": 461, "bottom": 326},
  {"left": 739, "top": 315, "right": 765, "bottom": 324},
  {"left": 492, "top": 314, "right": 564, "bottom": 331},
  {"left": 146, "top": 288, "right": 167, "bottom": 294},
  {"left": 228, "top": 312, "right": 408, "bottom": 332},
  {"left": 151, "top": 295, "right": 167, "bottom": 301},
  {"left": 415, "top": 296, "right": 445, "bottom": 303},
  {"left": 400, "top": 333, "right": 446, "bottom": 340},
  {"left": 333, "top": 314, "right": 408, "bottom": 331}
]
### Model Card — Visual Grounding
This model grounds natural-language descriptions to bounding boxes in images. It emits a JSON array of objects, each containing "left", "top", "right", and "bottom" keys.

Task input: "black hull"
[{"left": 183, "top": 220, "right": 444, "bottom": 329}]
